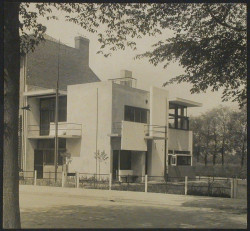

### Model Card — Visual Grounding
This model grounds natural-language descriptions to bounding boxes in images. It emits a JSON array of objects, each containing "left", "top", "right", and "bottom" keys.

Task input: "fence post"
[
  {"left": 34, "top": 170, "right": 37, "bottom": 186},
  {"left": 185, "top": 176, "right": 188, "bottom": 195},
  {"left": 145, "top": 175, "right": 148, "bottom": 193},
  {"left": 233, "top": 178, "right": 238, "bottom": 198},
  {"left": 49, "top": 171, "right": 51, "bottom": 186},
  {"left": 62, "top": 171, "right": 65, "bottom": 187},
  {"left": 230, "top": 178, "right": 234, "bottom": 198},
  {"left": 109, "top": 173, "right": 112, "bottom": 190},
  {"left": 76, "top": 171, "right": 79, "bottom": 188}
]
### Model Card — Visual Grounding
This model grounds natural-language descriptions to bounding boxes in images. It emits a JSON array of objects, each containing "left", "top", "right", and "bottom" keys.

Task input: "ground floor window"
[
  {"left": 177, "top": 156, "right": 191, "bottom": 166},
  {"left": 36, "top": 138, "right": 66, "bottom": 166},
  {"left": 43, "top": 150, "right": 64, "bottom": 165},
  {"left": 120, "top": 151, "right": 132, "bottom": 170}
]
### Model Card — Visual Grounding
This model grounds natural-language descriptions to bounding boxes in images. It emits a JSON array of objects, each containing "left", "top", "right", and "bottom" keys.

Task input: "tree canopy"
[
  {"left": 20, "top": 3, "right": 247, "bottom": 107},
  {"left": 190, "top": 105, "right": 247, "bottom": 172}
]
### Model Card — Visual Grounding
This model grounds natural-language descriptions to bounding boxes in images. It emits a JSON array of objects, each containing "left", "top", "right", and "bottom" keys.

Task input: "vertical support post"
[
  {"left": 118, "top": 150, "right": 121, "bottom": 182},
  {"left": 54, "top": 40, "right": 60, "bottom": 182},
  {"left": 109, "top": 173, "right": 112, "bottom": 190},
  {"left": 233, "top": 178, "right": 238, "bottom": 198},
  {"left": 34, "top": 170, "right": 37, "bottom": 186},
  {"left": 185, "top": 176, "right": 188, "bottom": 195},
  {"left": 76, "top": 171, "right": 79, "bottom": 188},
  {"left": 145, "top": 174, "right": 148, "bottom": 193},
  {"left": 49, "top": 171, "right": 51, "bottom": 185},
  {"left": 230, "top": 178, "right": 234, "bottom": 198},
  {"left": 164, "top": 126, "right": 167, "bottom": 180},
  {"left": 62, "top": 171, "right": 65, "bottom": 187}
]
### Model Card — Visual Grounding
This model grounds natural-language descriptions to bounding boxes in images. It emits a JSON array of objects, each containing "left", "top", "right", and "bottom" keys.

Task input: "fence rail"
[{"left": 20, "top": 171, "right": 244, "bottom": 198}]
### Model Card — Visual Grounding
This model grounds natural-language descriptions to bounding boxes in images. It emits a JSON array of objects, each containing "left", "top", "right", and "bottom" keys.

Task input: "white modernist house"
[{"left": 22, "top": 70, "right": 202, "bottom": 179}]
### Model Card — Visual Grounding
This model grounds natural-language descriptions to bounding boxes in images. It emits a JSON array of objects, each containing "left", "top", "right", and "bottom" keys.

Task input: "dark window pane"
[
  {"left": 177, "top": 156, "right": 191, "bottom": 165},
  {"left": 129, "top": 108, "right": 135, "bottom": 121},
  {"left": 135, "top": 109, "right": 140, "bottom": 122},
  {"left": 120, "top": 151, "right": 132, "bottom": 170},
  {"left": 44, "top": 150, "right": 54, "bottom": 165},
  {"left": 124, "top": 105, "right": 148, "bottom": 123},
  {"left": 59, "top": 138, "right": 66, "bottom": 149},
  {"left": 141, "top": 109, "right": 147, "bottom": 123}
]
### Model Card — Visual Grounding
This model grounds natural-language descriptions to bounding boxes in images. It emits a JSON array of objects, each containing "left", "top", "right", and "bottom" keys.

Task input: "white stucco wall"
[
  {"left": 112, "top": 84, "right": 150, "bottom": 125},
  {"left": 148, "top": 87, "right": 169, "bottom": 176},
  {"left": 25, "top": 97, "right": 40, "bottom": 171},
  {"left": 168, "top": 129, "right": 193, "bottom": 151},
  {"left": 121, "top": 121, "right": 147, "bottom": 151},
  {"left": 67, "top": 82, "right": 113, "bottom": 174}
]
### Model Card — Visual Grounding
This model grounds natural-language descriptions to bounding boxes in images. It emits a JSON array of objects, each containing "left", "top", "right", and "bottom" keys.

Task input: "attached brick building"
[{"left": 18, "top": 34, "right": 100, "bottom": 169}]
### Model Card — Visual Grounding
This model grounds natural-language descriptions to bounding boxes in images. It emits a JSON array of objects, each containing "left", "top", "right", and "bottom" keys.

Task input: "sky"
[{"left": 27, "top": 4, "right": 239, "bottom": 116}]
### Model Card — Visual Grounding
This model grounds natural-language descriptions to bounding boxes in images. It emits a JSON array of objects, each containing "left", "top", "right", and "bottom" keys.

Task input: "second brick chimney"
[{"left": 75, "top": 36, "right": 90, "bottom": 66}]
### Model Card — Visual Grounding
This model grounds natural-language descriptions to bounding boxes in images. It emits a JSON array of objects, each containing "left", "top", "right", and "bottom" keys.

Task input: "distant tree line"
[{"left": 190, "top": 105, "right": 247, "bottom": 167}]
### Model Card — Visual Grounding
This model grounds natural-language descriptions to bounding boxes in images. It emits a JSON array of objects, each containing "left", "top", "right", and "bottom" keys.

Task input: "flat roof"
[
  {"left": 23, "top": 89, "right": 67, "bottom": 97},
  {"left": 169, "top": 97, "right": 202, "bottom": 107}
]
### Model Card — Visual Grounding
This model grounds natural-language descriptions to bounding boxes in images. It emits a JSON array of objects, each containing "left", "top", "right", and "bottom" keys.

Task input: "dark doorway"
[
  {"left": 34, "top": 150, "right": 43, "bottom": 179},
  {"left": 112, "top": 150, "right": 119, "bottom": 180}
]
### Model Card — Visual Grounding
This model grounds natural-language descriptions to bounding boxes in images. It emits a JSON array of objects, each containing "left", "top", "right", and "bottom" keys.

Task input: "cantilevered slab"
[
  {"left": 28, "top": 135, "right": 81, "bottom": 139},
  {"left": 169, "top": 97, "right": 202, "bottom": 107},
  {"left": 23, "top": 89, "right": 67, "bottom": 97}
]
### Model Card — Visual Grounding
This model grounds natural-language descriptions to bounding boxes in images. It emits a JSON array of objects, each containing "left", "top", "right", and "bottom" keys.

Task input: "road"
[{"left": 19, "top": 185, "right": 247, "bottom": 229}]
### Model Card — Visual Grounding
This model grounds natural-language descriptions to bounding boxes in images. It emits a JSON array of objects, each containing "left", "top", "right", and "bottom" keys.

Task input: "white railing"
[{"left": 28, "top": 122, "right": 82, "bottom": 137}]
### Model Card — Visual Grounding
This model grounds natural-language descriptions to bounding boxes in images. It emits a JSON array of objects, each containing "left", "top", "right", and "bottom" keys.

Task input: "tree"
[
  {"left": 190, "top": 117, "right": 203, "bottom": 163},
  {"left": 60, "top": 150, "right": 72, "bottom": 173},
  {"left": 4, "top": 2, "right": 21, "bottom": 228},
  {"left": 61, "top": 3, "right": 246, "bottom": 107},
  {"left": 94, "top": 150, "right": 109, "bottom": 178},
  {"left": 227, "top": 106, "right": 247, "bottom": 167},
  {"left": 190, "top": 105, "right": 247, "bottom": 167}
]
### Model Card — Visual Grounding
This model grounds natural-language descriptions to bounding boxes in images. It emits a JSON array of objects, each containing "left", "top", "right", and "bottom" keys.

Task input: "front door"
[
  {"left": 34, "top": 150, "right": 43, "bottom": 179},
  {"left": 112, "top": 150, "right": 119, "bottom": 180}
]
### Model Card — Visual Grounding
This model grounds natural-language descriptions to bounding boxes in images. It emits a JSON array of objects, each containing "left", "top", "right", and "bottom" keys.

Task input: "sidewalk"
[
  {"left": 19, "top": 184, "right": 247, "bottom": 212},
  {"left": 19, "top": 185, "right": 247, "bottom": 228}
]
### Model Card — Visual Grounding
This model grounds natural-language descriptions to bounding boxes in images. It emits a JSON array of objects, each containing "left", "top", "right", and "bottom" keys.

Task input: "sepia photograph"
[{"left": 3, "top": 1, "right": 247, "bottom": 229}]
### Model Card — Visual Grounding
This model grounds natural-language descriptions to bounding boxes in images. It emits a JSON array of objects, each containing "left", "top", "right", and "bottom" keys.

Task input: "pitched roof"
[{"left": 26, "top": 34, "right": 100, "bottom": 90}]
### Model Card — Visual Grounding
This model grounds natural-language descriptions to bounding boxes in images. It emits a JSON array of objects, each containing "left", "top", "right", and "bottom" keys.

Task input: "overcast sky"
[{"left": 29, "top": 4, "right": 239, "bottom": 116}]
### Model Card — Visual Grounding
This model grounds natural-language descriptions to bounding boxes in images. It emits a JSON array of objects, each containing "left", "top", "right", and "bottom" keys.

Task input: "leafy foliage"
[
  {"left": 190, "top": 105, "right": 247, "bottom": 167},
  {"left": 20, "top": 3, "right": 246, "bottom": 106}
]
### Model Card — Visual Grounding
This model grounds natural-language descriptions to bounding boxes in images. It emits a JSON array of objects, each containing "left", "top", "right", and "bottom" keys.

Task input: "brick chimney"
[{"left": 75, "top": 36, "right": 89, "bottom": 66}]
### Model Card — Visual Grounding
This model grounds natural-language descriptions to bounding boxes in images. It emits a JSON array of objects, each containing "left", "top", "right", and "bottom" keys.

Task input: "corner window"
[{"left": 168, "top": 103, "right": 189, "bottom": 130}]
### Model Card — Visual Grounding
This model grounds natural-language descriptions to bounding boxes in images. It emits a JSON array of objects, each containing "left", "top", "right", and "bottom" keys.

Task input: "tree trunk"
[
  {"left": 221, "top": 138, "right": 225, "bottom": 166},
  {"left": 3, "top": 2, "right": 21, "bottom": 228}
]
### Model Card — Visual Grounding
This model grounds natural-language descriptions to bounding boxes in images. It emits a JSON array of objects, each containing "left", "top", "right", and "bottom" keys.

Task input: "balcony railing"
[
  {"left": 28, "top": 122, "right": 82, "bottom": 137},
  {"left": 111, "top": 122, "right": 166, "bottom": 139}
]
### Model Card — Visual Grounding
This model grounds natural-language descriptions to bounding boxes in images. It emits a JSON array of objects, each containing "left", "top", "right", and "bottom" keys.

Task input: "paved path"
[{"left": 19, "top": 185, "right": 247, "bottom": 229}]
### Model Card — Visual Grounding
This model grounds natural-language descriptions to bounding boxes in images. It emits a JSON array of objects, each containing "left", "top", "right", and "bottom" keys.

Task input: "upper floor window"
[
  {"left": 124, "top": 105, "right": 149, "bottom": 123},
  {"left": 169, "top": 103, "right": 189, "bottom": 130},
  {"left": 40, "top": 96, "right": 67, "bottom": 123}
]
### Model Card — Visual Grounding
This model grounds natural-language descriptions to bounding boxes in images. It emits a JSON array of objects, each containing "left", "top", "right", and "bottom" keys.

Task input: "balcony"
[
  {"left": 28, "top": 122, "right": 82, "bottom": 139},
  {"left": 109, "top": 121, "right": 167, "bottom": 151}
]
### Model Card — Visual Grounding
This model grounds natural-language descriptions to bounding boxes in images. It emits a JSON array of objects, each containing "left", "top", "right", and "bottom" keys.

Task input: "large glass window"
[
  {"left": 36, "top": 139, "right": 65, "bottom": 165},
  {"left": 120, "top": 151, "right": 132, "bottom": 170},
  {"left": 177, "top": 156, "right": 191, "bottom": 166},
  {"left": 169, "top": 103, "right": 189, "bottom": 130},
  {"left": 40, "top": 96, "right": 67, "bottom": 123},
  {"left": 124, "top": 105, "right": 148, "bottom": 123}
]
